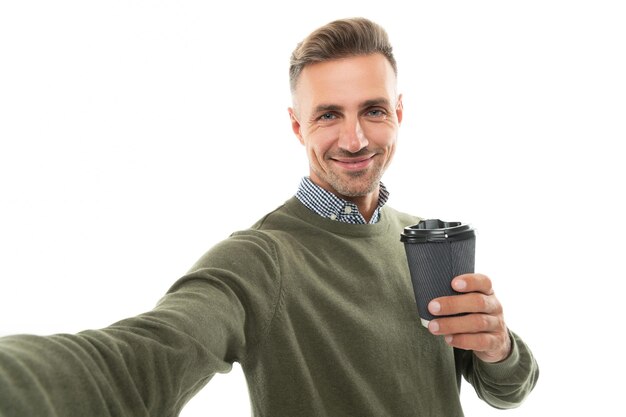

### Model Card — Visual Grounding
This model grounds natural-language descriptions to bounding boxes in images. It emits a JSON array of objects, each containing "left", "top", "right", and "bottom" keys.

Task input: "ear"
[
  {"left": 395, "top": 94, "right": 404, "bottom": 125},
  {"left": 288, "top": 107, "right": 305, "bottom": 145}
]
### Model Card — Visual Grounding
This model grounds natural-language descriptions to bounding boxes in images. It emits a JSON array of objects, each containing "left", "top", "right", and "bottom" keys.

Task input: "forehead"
[{"left": 295, "top": 54, "right": 397, "bottom": 112}]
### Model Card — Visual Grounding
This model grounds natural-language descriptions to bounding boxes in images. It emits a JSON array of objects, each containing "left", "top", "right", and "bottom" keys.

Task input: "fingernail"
[
  {"left": 454, "top": 279, "right": 467, "bottom": 291},
  {"left": 429, "top": 321, "right": 439, "bottom": 333},
  {"left": 445, "top": 335, "right": 453, "bottom": 344},
  {"left": 429, "top": 301, "right": 441, "bottom": 314}
]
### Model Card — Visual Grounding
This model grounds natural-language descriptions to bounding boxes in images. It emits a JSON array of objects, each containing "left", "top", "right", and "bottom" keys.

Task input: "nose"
[{"left": 338, "top": 116, "right": 368, "bottom": 153}]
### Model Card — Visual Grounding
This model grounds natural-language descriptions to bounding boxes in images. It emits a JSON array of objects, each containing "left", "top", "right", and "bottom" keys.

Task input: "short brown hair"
[{"left": 289, "top": 17, "right": 397, "bottom": 93}]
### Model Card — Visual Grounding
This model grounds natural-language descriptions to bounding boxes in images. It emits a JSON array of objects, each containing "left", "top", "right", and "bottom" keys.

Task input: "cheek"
[
  {"left": 386, "top": 142, "right": 397, "bottom": 164},
  {"left": 305, "top": 128, "right": 338, "bottom": 158},
  {"left": 303, "top": 140, "right": 327, "bottom": 168},
  {"left": 363, "top": 123, "right": 398, "bottom": 149}
]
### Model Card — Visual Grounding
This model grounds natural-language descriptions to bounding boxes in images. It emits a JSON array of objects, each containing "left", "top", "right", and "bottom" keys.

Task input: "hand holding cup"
[
  {"left": 427, "top": 273, "right": 511, "bottom": 363},
  {"left": 401, "top": 220, "right": 511, "bottom": 363}
]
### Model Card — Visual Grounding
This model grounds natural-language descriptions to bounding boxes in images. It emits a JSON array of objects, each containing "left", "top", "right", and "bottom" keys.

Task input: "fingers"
[
  {"left": 444, "top": 332, "right": 495, "bottom": 352},
  {"left": 444, "top": 332, "right": 507, "bottom": 357},
  {"left": 428, "top": 313, "right": 501, "bottom": 336},
  {"left": 428, "top": 273, "right": 500, "bottom": 316},
  {"left": 444, "top": 329, "right": 512, "bottom": 363},
  {"left": 425, "top": 273, "right": 512, "bottom": 362},
  {"left": 428, "top": 291, "right": 502, "bottom": 317},
  {"left": 451, "top": 273, "right": 494, "bottom": 295},
  {"left": 427, "top": 313, "right": 510, "bottom": 362}
]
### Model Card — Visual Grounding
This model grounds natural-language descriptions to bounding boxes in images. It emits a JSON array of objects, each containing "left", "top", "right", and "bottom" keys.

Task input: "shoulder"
[
  {"left": 189, "top": 229, "right": 280, "bottom": 274},
  {"left": 248, "top": 197, "right": 307, "bottom": 231},
  {"left": 381, "top": 205, "right": 422, "bottom": 229},
  {"left": 188, "top": 200, "right": 301, "bottom": 273}
]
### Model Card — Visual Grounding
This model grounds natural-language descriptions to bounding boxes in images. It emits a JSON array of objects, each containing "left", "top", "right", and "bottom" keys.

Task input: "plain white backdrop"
[{"left": 1, "top": 1, "right": 624, "bottom": 415}]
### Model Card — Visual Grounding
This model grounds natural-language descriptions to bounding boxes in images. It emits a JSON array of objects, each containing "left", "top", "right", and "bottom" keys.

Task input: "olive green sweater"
[{"left": 0, "top": 197, "right": 538, "bottom": 416}]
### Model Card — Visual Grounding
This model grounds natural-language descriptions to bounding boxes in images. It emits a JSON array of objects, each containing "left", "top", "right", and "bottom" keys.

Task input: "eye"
[
  {"left": 365, "top": 108, "right": 387, "bottom": 118},
  {"left": 318, "top": 112, "right": 337, "bottom": 121}
]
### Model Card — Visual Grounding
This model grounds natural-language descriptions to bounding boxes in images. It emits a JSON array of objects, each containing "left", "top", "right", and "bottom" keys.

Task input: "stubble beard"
[{"left": 318, "top": 163, "right": 384, "bottom": 198}]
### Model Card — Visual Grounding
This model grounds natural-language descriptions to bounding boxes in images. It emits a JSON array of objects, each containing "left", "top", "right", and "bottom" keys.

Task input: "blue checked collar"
[{"left": 295, "top": 177, "right": 389, "bottom": 224}]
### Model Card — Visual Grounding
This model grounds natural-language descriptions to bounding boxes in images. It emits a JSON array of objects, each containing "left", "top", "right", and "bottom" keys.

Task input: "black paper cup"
[{"left": 401, "top": 219, "right": 475, "bottom": 327}]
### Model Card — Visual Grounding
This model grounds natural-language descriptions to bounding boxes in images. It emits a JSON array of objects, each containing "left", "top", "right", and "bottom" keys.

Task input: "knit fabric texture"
[{"left": 0, "top": 197, "right": 539, "bottom": 416}]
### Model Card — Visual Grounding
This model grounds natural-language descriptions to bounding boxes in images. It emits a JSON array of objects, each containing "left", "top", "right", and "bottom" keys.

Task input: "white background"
[{"left": 1, "top": 1, "right": 624, "bottom": 415}]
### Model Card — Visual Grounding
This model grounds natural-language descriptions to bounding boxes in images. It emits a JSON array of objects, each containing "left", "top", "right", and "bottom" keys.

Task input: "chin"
[{"left": 333, "top": 180, "right": 380, "bottom": 198}]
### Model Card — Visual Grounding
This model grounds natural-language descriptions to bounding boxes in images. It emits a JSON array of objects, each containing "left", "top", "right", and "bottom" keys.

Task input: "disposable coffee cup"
[{"left": 400, "top": 219, "right": 476, "bottom": 327}]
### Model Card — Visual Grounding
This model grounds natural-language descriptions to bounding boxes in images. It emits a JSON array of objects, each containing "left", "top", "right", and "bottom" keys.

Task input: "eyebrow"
[
  {"left": 313, "top": 104, "right": 343, "bottom": 114},
  {"left": 361, "top": 98, "right": 392, "bottom": 109}
]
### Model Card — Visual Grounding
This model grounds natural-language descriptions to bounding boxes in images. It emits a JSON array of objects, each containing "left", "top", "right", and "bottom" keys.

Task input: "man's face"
[{"left": 289, "top": 53, "right": 403, "bottom": 200}]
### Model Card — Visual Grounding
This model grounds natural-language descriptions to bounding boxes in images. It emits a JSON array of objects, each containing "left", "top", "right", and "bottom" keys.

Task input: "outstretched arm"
[{"left": 0, "top": 232, "right": 281, "bottom": 417}]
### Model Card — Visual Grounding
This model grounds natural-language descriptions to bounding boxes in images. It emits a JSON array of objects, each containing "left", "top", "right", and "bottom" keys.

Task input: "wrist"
[{"left": 475, "top": 331, "right": 512, "bottom": 363}]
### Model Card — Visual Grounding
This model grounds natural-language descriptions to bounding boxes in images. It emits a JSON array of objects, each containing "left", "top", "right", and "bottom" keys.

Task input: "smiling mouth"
[{"left": 331, "top": 154, "right": 376, "bottom": 171}]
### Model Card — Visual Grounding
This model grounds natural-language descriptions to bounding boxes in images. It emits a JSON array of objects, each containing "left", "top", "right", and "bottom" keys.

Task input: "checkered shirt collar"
[{"left": 295, "top": 177, "right": 389, "bottom": 225}]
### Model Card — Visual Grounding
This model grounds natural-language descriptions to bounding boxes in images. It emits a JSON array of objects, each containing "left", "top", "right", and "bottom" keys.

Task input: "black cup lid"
[{"left": 400, "top": 219, "right": 475, "bottom": 243}]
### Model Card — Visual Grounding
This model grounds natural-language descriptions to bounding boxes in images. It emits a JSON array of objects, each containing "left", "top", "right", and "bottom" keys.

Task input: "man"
[{"left": 0, "top": 17, "right": 538, "bottom": 416}]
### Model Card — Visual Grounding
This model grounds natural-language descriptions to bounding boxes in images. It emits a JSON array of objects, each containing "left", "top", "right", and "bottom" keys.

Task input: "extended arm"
[{"left": 0, "top": 232, "right": 280, "bottom": 417}]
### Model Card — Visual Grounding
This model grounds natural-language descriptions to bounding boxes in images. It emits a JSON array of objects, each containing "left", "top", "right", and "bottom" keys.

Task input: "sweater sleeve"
[
  {"left": 0, "top": 232, "right": 281, "bottom": 417},
  {"left": 455, "top": 330, "right": 539, "bottom": 409}
]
